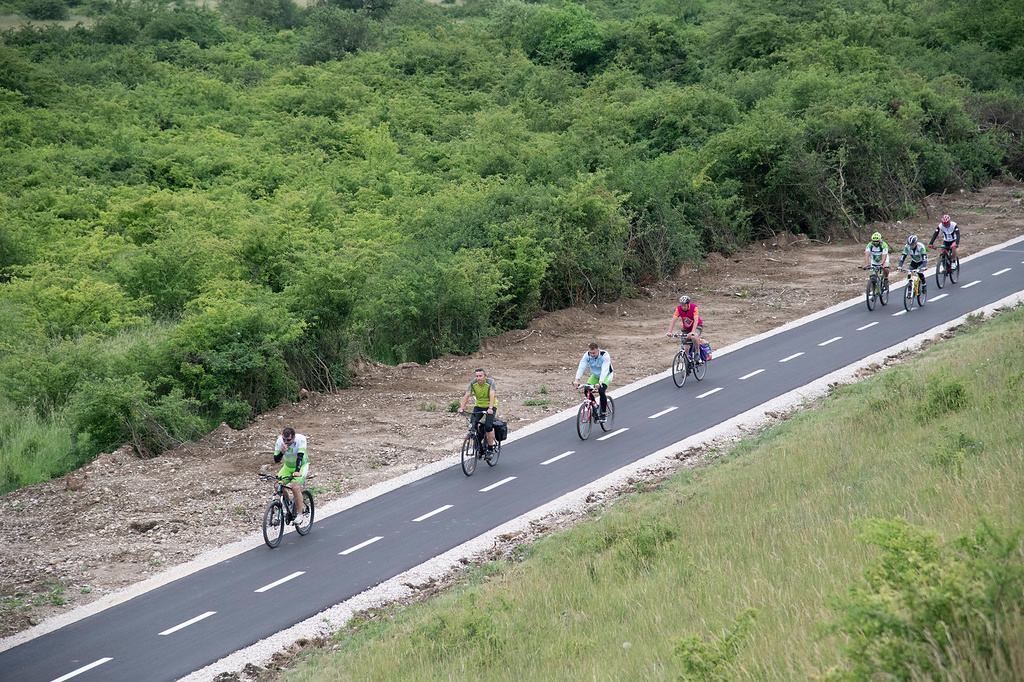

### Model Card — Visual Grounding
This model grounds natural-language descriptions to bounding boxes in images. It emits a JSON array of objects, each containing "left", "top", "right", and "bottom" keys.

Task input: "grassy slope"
[{"left": 279, "top": 305, "right": 1024, "bottom": 680}]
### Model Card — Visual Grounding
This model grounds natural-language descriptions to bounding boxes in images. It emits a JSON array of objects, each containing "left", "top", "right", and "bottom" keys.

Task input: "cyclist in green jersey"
[
  {"left": 863, "top": 231, "right": 891, "bottom": 282},
  {"left": 273, "top": 427, "right": 309, "bottom": 525},
  {"left": 458, "top": 368, "right": 498, "bottom": 455}
]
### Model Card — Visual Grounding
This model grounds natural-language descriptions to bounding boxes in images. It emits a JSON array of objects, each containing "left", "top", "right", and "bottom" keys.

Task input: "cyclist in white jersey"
[
  {"left": 927, "top": 214, "right": 960, "bottom": 268},
  {"left": 573, "top": 343, "right": 613, "bottom": 421}
]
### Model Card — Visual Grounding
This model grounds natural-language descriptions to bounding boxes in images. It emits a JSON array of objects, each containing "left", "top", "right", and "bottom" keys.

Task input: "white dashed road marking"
[
  {"left": 930, "top": 294, "right": 948, "bottom": 301},
  {"left": 540, "top": 451, "right": 574, "bottom": 465},
  {"left": 413, "top": 505, "right": 453, "bottom": 522},
  {"left": 648, "top": 406, "right": 678, "bottom": 419},
  {"left": 857, "top": 322, "right": 879, "bottom": 330},
  {"left": 480, "top": 477, "right": 516, "bottom": 492},
  {"left": 993, "top": 268, "right": 1011, "bottom": 276},
  {"left": 596, "top": 428, "right": 628, "bottom": 441},
  {"left": 779, "top": 352, "right": 804, "bottom": 362},
  {"left": 50, "top": 658, "right": 113, "bottom": 682},
  {"left": 339, "top": 537, "right": 383, "bottom": 556},
  {"left": 159, "top": 611, "right": 216, "bottom": 635},
  {"left": 818, "top": 337, "right": 842, "bottom": 346},
  {"left": 254, "top": 573, "right": 304, "bottom": 593},
  {"left": 738, "top": 369, "right": 764, "bottom": 380},
  {"left": 697, "top": 387, "right": 723, "bottom": 399},
  {"left": 961, "top": 280, "right": 981, "bottom": 288}
]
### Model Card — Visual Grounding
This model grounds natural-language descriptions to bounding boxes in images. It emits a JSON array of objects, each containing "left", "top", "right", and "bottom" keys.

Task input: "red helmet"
[{"left": 941, "top": 214, "right": 951, "bottom": 226}]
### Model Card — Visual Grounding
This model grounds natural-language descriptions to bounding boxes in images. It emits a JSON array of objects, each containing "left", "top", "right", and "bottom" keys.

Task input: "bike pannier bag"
[
  {"left": 699, "top": 341, "right": 713, "bottom": 361},
  {"left": 492, "top": 419, "right": 508, "bottom": 442}
]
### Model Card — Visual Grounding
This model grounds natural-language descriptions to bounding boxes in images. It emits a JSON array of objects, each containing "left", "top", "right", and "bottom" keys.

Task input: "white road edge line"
[
  {"left": 413, "top": 505, "right": 453, "bottom": 522},
  {"left": 857, "top": 322, "right": 879, "bottom": 330},
  {"left": 993, "top": 268, "right": 1011, "bottom": 276},
  {"left": 697, "top": 387, "right": 723, "bottom": 399},
  {"left": 159, "top": 611, "right": 217, "bottom": 636},
  {"left": 339, "top": 537, "right": 383, "bottom": 556},
  {"left": 596, "top": 428, "right": 628, "bottom": 441},
  {"left": 648, "top": 406, "right": 678, "bottom": 419},
  {"left": 540, "top": 451, "right": 574, "bottom": 465},
  {"left": 961, "top": 280, "right": 981, "bottom": 288},
  {"left": 818, "top": 337, "right": 842, "bottom": 346},
  {"left": 50, "top": 658, "right": 113, "bottom": 682},
  {"left": 738, "top": 369, "right": 764, "bottom": 380},
  {"left": 779, "top": 352, "right": 804, "bottom": 362},
  {"left": 480, "top": 477, "right": 516, "bottom": 492}
]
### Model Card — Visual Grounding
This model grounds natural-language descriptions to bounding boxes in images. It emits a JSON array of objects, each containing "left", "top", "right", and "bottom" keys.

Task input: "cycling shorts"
[
  {"left": 277, "top": 460, "right": 309, "bottom": 486},
  {"left": 587, "top": 374, "right": 613, "bottom": 387}
]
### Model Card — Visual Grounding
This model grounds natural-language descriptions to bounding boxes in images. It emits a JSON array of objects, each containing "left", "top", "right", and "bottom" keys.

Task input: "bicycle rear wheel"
[
  {"left": 263, "top": 500, "right": 284, "bottom": 548},
  {"left": 599, "top": 396, "right": 615, "bottom": 432},
  {"left": 487, "top": 440, "right": 500, "bottom": 466},
  {"left": 576, "top": 402, "right": 592, "bottom": 440},
  {"left": 672, "top": 351, "right": 687, "bottom": 387},
  {"left": 461, "top": 433, "right": 477, "bottom": 476},
  {"left": 949, "top": 257, "right": 960, "bottom": 284},
  {"left": 295, "top": 491, "right": 314, "bottom": 535},
  {"left": 865, "top": 279, "right": 876, "bottom": 311}
]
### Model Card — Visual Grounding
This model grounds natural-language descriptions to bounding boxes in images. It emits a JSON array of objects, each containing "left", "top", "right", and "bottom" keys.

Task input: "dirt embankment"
[{"left": 2, "top": 180, "right": 1022, "bottom": 643}]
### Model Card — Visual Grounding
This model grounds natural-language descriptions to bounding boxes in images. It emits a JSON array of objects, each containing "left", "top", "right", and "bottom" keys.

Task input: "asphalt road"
[{"left": 5, "top": 240, "right": 1023, "bottom": 682}]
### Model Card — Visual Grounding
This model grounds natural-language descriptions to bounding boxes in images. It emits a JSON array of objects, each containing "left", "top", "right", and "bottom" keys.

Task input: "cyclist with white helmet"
[
  {"left": 928, "top": 214, "right": 960, "bottom": 268},
  {"left": 863, "top": 231, "right": 890, "bottom": 281},
  {"left": 666, "top": 295, "right": 703, "bottom": 360},
  {"left": 898, "top": 234, "right": 928, "bottom": 293}
]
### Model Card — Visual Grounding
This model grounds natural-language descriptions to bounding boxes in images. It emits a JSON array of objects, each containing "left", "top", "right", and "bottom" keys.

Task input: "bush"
[
  {"left": 22, "top": 0, "right": 69, "bottom": 21},
  {"left": 826, "top": 518, "right": 1024, "bottom": 681}
]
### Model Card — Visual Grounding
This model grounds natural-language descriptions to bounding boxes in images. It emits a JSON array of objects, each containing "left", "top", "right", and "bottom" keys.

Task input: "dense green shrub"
[{"left": 826, "top": 518, "right": 1024, "bottom": 681}]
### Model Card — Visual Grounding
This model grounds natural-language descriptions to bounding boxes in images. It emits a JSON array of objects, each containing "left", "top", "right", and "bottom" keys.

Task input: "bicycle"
[
  {"left": 259, "top": 473, "right": 314, "bottom": 548},
  {"left": 670, "top": 333, "right": 707, "bottom": 387},
  {"left": 900, "top": 266, "right": 927, "bottom": 312},
  {"left": 459, "top": 411, "right": 500, "bottom": 476},
  {"left": 931, "top": 243, "right": 960, "bottom": 289},
  {"left": 575, "top": 383, "right": 615, "bottom": 440},
  {"left": 860, "top": 264, "right": 889, "bottom": 311}
]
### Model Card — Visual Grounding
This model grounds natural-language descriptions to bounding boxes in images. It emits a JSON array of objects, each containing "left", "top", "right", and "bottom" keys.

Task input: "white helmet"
[
  {"left": 907, "top": 234, "right": 918, "bottom": 247},
  {"left": 678, "top": 295, "right": 690, "bottom": 306}
]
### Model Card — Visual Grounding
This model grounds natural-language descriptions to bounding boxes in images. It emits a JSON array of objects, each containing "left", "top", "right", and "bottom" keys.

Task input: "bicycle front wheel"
[
  {"left": 880, "top": 278, "right": 889, "bottom": 306},
  {"left": 263, "top": 500, "right": 284, "bottom": 548},
  {"left": 672, "top": 351, "right": 687, "bottom": 387},
  {"left": 935, "top": 258, "right": 946, "bottom": 289},
  {"left": 295, "top": 491, "right": 314, "bottom": 535},
  {"left": 576, "top": 402, "right": 592, "bottom": 440},
  {"left": 865, "top": 279, "right": 876, "bottom": 311},
  {"left": 918, "top": 280, "right": 927, "bottom": 307},
  {"left": 599, "top": 396, "right": 615, "bottom": 432},
  {"left": 904, "top": 280, "right": 914, "bottom": 311},
  {"left": 949, "top": 257, "right": 959, "bottom": 284},
  {"left": 461, "top": 434, "right": 477, "bottom": 476}
]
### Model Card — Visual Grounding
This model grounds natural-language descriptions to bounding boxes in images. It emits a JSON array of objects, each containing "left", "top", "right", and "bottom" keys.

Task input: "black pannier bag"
[{"left": 492, "top": 419, "right": 508, "bottom": 442}]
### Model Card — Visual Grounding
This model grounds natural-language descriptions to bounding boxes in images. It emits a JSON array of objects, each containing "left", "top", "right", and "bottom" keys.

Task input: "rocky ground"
[{"left": 2, "top": 180, "right": 1023, "bottom": 665}]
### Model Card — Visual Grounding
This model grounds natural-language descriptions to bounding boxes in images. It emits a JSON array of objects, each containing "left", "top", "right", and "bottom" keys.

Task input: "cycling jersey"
[
  {"left": 929, "top": 221, "right": 960, "bottom": 246},
  {"left": 865, "top": 240, "right": 890, "bottom": 266},
  {"left": 275, "top": 433, "right": 308, "bottom": 468},
  {"left": 674, "top": 303, "right": 703, "bottom": 332},
  {"left": 466, "top": 378, "right": 497, "bottom": 408},
  {"left": 576, "top": 349, "right": 613, "bottom": 385},
  {"left": 899, "top": 243, "right": 928, "bottom": 269}
]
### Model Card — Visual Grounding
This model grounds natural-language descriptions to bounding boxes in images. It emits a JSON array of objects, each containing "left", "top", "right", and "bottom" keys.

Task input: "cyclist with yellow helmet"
[{"left": 863, "top": 231, "right": 890, "bottom": 282}]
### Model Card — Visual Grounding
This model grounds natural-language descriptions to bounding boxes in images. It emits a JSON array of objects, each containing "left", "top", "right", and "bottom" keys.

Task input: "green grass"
[
  {"left": 280, "top": 307, "right": 1024, "bottom": 681},
  {"left": 523, "top": 398, "right": 551, "bottom": 407},
  {"left": 0, "top": 399, "right": 81, "bottom": 494}
]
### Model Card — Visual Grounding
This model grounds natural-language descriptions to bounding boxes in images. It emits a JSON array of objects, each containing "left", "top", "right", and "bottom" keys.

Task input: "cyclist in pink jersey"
[{"left": 666, "top": 295, "right": 703, "bottom": 355}]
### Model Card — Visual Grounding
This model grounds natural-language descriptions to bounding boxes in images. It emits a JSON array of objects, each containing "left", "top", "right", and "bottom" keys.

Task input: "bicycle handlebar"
[{"left": 259, "top": 473, "right": 301, "bottom": 482}]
